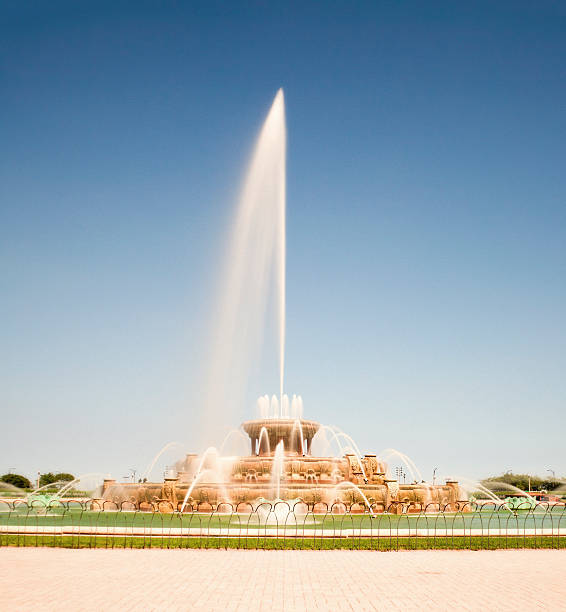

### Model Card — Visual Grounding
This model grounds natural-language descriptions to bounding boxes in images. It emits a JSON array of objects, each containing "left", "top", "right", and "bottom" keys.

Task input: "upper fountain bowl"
[{"left": 242, "top": 418, "right": 320, "bottom": 457}]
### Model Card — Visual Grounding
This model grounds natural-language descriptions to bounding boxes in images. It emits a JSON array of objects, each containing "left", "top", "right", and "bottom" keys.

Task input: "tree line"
[
  {"left": 1, "top": 472, "right": 75, "bottom": 490},
  {"left": 484, "top": 472, "right": 563, "bottom": 492}
]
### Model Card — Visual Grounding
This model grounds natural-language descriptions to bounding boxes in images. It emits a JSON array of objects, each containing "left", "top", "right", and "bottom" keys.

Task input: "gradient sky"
[{"left": 2, "top": 1, "right": 565, "bottom": 485}]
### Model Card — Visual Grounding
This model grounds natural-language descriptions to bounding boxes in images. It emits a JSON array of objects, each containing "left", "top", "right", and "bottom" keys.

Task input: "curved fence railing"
[{"left": 1, "top": 500, "right": 565, "bottom": 550}]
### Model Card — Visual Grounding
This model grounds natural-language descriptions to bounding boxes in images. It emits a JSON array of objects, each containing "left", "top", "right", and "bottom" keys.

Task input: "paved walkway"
[{"left": 1, "top": 548, "right": 565, "bottom": 610}]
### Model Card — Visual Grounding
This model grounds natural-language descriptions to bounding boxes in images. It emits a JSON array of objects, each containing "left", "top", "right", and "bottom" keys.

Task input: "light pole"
[
  {"left": 433, "top": 467, "right": 438, "bottom": 486},
  {"left": 547, "top": 469, "right": 556, "bottom": 480}
]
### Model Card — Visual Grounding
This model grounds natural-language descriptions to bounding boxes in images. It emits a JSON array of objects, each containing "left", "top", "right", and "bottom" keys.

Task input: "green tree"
[
  {"left": 1, "top": 473, "right": 32, "bottom": 489},
  {"left": 484, "top": 472, "right": 562, "bottom": 493},
  {"left": 39, "top": 472, "right": 75, "bottom": 488}
]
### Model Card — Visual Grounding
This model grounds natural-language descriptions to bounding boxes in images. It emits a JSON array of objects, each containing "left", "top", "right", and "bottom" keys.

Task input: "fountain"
[
  {"left": 101, "top": 396, "right": 467, "bottom": 514},
  {"left": 98, "top": 89, "right": 468, "bottom": 514}
]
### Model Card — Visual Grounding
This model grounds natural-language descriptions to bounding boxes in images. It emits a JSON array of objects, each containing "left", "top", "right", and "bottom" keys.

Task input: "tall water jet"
[{"left": 200, "top": 89, "right": 286, "bottom": 443}]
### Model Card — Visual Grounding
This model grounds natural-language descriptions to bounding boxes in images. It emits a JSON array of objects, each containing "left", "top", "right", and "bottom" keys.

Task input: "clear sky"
[{"left": 2, "top": 1, "right": 565, "bottom": 484}]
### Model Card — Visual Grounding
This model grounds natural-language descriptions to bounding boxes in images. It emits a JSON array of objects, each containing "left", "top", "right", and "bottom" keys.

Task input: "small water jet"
[
  {"left": 455, "top": 477, "right": 515, "bottom": 512},
  {"left": 271, "top": 440, "right": 285, "bottom": 499},
  {"left": 258, "top": 427, "right": 271, "bottom": 455},
  {"left": 143, "top": 441, "right": 185, "bottom": 481},
  {"left": 379, "top": 448, "right": 424, "bottom": 483},
  {"left": 291, "top": 419, "right": 305, "bottom": 455},
  {"left": 332, "top": 481, "right": 376, "bottom": 516},
  {"left": 180, "top": 469, "right": 213, "bottom": 513},
  {"left": 219, "top": 429, "right": 249, "bottom": 456}
]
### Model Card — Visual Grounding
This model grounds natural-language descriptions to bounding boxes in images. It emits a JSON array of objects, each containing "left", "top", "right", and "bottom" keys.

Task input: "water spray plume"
[{"left": 200, "top": 89, "right": 286, "bottom": 439}]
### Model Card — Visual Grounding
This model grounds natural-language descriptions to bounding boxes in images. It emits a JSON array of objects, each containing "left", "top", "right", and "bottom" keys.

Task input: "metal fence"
[{"left": 1, "top": 499, "right": 565, "bottom": 550}]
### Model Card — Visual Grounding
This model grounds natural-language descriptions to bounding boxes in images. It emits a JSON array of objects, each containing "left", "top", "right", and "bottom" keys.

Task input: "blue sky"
[{"left": 1, "top": 1, "right": 565, "bottom": 483}]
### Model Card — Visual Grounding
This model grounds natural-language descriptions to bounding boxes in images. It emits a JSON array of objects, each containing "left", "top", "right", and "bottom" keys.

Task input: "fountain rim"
[{"left": 241, "top": 418, "right": 321, "bottom": 427}]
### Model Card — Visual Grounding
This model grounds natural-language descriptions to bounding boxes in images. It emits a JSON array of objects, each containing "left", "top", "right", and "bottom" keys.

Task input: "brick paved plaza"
[{"left": 2, "top": 548, "right": 565, "bottom": 610}]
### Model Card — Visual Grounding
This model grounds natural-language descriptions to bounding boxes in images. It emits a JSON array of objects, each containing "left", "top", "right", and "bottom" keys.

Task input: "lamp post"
[
  {"left": 433, "top": 467, "right": 438, "bottom": 486},
  {"left": 547, "top": 468, "right": 555, "bottom": 480}
]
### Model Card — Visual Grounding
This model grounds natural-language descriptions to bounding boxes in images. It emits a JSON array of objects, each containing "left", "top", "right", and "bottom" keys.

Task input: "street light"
[
  {"left": 433, "top": 467, "right": 438, "bottom": 486},
  {"left": 547, "top": 469, "right": 556, "bottom": 480}
]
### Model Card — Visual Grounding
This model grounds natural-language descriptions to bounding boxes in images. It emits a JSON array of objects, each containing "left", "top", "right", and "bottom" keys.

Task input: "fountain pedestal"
[{"left": 242, "top": 418, "right": 320, "bottom": 456}]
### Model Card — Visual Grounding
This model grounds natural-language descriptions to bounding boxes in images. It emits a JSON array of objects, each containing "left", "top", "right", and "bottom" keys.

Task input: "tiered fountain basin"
[{"left": 100, "top": 417, "right": 467, "bottom": 514}]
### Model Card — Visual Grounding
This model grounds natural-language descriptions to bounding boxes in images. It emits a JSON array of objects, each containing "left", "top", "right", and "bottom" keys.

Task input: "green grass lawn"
[{"left": 2, "top": 533, "right": 565, "bottom": 551}]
